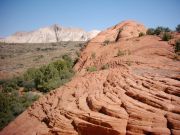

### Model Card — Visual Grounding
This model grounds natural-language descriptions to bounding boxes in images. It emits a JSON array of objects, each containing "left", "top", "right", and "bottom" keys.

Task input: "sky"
[{"left": 0, "top": 0, "right": 180, "bottom": 37}]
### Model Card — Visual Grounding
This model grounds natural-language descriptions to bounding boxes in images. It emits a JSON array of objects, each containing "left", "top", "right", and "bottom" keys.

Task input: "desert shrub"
[
  {"left": 139, "top": 32, "right": 145, "bottom": 37},
  {"left": 0, "top": 55, "right": 74, "bottom": 128},
  {"left": 126, "top": 60, "right": 132, "bottom": 66},
  {"left": 22, "top": 81, "right": 36, "bottom": 92},
  {"left": 51, "top": 43, "right": 57, "bottom": 46},
  {"left": 21, "top": 92, "right": 39, "bottom": 108},
  {"left": 76, "top": 51, "right": 80, "bottom": 57},
  {"left": 87, "top": 66, "right": 97, "bottom": 72},
  {"left": 62, "top": 54, "right": 73, "bottom": 68},
  {"left": 33, "top": 55, "right": 44, "bottom": 61},
  {"left": 35, "top": 64, "right": 60, "bottom": 92},
  {"left": 147, "top": 27, "right": 171, "bottom": 35},
  {"left": 176, "top": 24, "right": 180, "bottom": 32},
  {"left": 103, "top": 40, "right": 110, "bottom": 46},
  {"left": 146, "top": 28, "right": 155, "bottom": 35},
  {"left": 91, "top": 52, "right": 96, "bottom": 59},
  {"left": 162, "top": 32, "right": 172, "bottom": 41},
  {"left": 0, "top": 92, "right": 14, "bottom": 130},
  {"left": 0, "top": 77, "right": 24, "bottom": 93},
  {"left": 14, "top": 77, "right": 24, "bottom": 87},
  {"left": 0, "top": 91, "right": 39, "bottom": 129},
  {"left": 23, "top": 55, "right": 74, "bottom": 92},
  {"left": 175, "top": 40, "right": 180, "bottom": 53},
  {"left": 0, "top": 56, "right": 73, "bottom": 93},
  {"left": 23, "top": 68, "right": 38, "bottom": 81},
  {"left": 117, "top": 49, "right": 125, "bottom": 56},
  {"left": 154, "top": 26, "right": 171, "bottom": 35},
  {"left": 0, "top": 55, "right": 5, "bottom": 59},
  {"left": 154, "top": 27, "right": 163, "bottom": 35},
  {"left": 101, "top": 64, "right": 109, "bottom": 70},
  {"left": 2, "top": 79, "right": 19, "bottom": 93},
  {"left": 36, "top": 47, "right": 41, "bottom": 51},
  {"left": 0, "top": 79, "right": 5, "bottom": 85},
  {"left": 40, "top": 48, "right": 56, "bottom": 51}
]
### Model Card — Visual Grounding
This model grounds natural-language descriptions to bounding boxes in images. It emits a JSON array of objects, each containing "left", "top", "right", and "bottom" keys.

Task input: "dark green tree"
[
  {"left": 176, "top": 24, "right": 180, "bottom": 32},
  {"left": 146, "top": 28, "right": 155, "bottom": 35}
]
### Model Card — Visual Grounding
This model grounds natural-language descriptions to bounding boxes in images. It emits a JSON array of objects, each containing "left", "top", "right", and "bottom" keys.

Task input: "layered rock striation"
[{"left": 1, "top": 20, "right": 180, "bottom": 135}]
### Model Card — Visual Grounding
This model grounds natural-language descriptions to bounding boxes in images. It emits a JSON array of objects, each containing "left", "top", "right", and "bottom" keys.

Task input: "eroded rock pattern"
[{"left": 1, "top": 20, "right": 180, "bottom": 135}]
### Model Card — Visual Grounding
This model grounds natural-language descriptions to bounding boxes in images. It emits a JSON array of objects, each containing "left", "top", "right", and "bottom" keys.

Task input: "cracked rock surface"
[{"left": 1, "top": 20, "right": 180, "bottom": 135}]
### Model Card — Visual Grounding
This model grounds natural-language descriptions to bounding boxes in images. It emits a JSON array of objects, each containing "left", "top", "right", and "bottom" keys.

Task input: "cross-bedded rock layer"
[{"left": 1, "top": 20, "right": 180, "bottom": 135}]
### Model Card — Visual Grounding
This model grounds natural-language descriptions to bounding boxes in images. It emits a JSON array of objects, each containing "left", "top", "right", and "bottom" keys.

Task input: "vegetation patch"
[
  {"left": 0, "top": 54, "right": 75, "bottom": 129},
  {"left": 91, "top": 52, "right": 96, "bottom": 59},
  {"left": 175, "top": 40, "right": 180, "bottom": 54},
  {"left": 117, "top": 49, "right": 126, "bottom": 57},
  {"left": 176, "top": 24, "right": 180, "bottom": 32},
  {"left": 23, "top": 55, "right": 74, "bottom": 92},
  {"left": 101, "top": 64, "right": 109, "bottom": 70},
  {"left": 146, "top": 26, "right": 171, "bottom": 35},
  {"left": 33, "top": 55, "right": 44, "bottom": 61},
  {"left": 126, "top": 60, "right": 132, "bottom": 66},
  {"left": 103, "top": 40, "right": 110, "bottom": 46},
  {"left": 76, "top": 51, "right": 80, "bottom": 57},
  {"left": 162, "top": 32, "right": 172, "bottom": 41},
  {"left": 146, "top": 28, "right": 155, "bottom": 35},
  {"left": 86, "top": 66, "right": 97, "bottom": 72},
  {"left": 0, "top": 90, "right": 39, "bottom": 130},
  {"left": 139, "top": 32, "right": 145, "bottom": 37}
]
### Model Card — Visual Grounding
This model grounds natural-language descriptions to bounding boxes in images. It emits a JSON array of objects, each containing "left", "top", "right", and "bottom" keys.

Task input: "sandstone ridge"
[{"left": 1, "top": 20, "right": 180, "bottom": 135}]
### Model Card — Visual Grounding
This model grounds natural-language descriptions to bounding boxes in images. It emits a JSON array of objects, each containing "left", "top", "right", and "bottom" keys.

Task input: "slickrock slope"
[
  {"left": 1, "top": 20, "right": 180, "bottom": 135},
  {"left": 0, "top": 25, "right": 100, "bottom": 43}
]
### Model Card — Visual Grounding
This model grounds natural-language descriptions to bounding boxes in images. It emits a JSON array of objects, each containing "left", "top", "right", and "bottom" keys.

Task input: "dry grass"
[{"left": 0, "top": 41, "right": 85, "bottom": 78}]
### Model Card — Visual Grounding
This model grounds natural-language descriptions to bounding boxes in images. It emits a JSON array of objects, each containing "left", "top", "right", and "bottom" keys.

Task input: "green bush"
[
  {"left": 2, "top": 79, "right": 19, "bottom": 93},
  {"left": 147, "top": 27, "right": 171, "bottom": 35},
  {"left": 175, "top": 40, "right": 180, "bottom": 53},
  {"left": 154, "top": 27, "right": 163, "bottom": 35},
  {"left": 76, "top": 51, "right": 80, "bottom": 57},
  {"left": 91, "top": 52, "right": 96, "bottom": 59},
  {"left": 162, "top": 32, "right": 172, "bottom": 41},
  {"left": 62, "top": 54, "right": 74, "bottom": 68},
  {"left": 23, "top": 68, "right": 38, "bottom": 81},
  {"left": 176, "top": 24, "right": 180, "bottom": 32},
  {"left": 0, "top": 91, "right": 39, "bottom": 129},
  {"left": 87, "top": 66, "right": 97, "bottom": 72},
  {"left": 35, "top": 64, "right": 60, "bottom": 92},
  {"left": 22, "top": 81, "right": 36, "bottom": 92},
  {"left": 23, "top": 55, "right": 74, "bottom": 92},
  {"left": 0, "top": 54, "right": 74, "bottom": 129},
  {"left": 154, "top": 26, "right": 171, "bottom": 35},
  {"left": 101, "top": 64, "right": 109, "bottom": 70},
  {"left": 117, "top": 49, "right": 125, "bottom": 57},
  {"left": 139, "top": 32, "right": 145, "bottom": 37},
  {"left": 103, "top": 40, "right": 110, "bottom": 46},
  {"left": 146, "top": 28, "right": 155, "bottom": 35}
]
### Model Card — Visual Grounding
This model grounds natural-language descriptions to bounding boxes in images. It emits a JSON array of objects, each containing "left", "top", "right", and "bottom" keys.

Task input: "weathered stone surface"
[{"left": 1, "top": 20, "right": 180, "bottom": 135}]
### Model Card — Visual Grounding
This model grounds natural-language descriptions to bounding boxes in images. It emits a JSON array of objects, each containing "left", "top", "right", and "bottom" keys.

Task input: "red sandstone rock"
[{"left": 1, "top": 20, "right": 180, "bottom": 135}]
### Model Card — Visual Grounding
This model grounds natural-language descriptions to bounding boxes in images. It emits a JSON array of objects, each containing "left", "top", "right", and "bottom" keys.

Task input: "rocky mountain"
[
  {"left": 0, "top": 25, "right": 100, "bottom": 43},
  {"left": 1, "top": 20, "right": 180, "bottom": 135}
]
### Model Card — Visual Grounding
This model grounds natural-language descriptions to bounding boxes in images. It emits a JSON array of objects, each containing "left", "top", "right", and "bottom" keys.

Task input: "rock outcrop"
[
  {"left": 0, "top": 24, "right": 100, "bottom": 43},
  {"left": 1, "top": 20, "right": 180, "bottom": 135}
]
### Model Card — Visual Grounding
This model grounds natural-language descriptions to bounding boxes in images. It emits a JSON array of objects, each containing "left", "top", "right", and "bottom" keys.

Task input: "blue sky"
[{"left": 0, "top": 0, "right": 180, "bottom": 37}]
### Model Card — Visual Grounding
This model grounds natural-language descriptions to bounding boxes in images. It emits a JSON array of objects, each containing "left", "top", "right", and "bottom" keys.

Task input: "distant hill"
[{"left": 0, "top": 24, "right": 100, "bottom": 43}]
